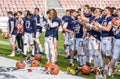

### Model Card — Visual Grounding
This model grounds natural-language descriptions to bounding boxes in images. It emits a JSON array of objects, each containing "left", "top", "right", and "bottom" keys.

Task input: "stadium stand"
[
  {"left": 0, "top": 0, "right": 120, "bottom": 17},
  {"left": 0, "top": 0, "right": 45, "bottom": 16},
  {"left": 59, "top": 0, "right": 120, "bottom": 9}
]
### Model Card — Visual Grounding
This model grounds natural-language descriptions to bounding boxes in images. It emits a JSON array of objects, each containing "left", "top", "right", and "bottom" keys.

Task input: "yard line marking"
[{"left": 0, "top": 40, "right": 9, "bottom": 45}]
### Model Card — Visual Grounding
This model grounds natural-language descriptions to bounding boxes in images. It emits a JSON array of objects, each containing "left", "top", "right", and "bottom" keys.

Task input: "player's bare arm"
[{"left": 9, "top": 21, "right": 14, "bottom": 37}]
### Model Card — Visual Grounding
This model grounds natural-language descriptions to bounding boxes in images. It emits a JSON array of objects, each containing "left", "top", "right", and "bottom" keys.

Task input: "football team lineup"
[{"left": 0, "top": 0, "right": 120, "bottom": 79}]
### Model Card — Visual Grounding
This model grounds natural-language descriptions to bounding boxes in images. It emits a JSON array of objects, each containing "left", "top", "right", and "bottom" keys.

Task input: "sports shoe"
[
  {"left": 108, "top": 71, "right": 112, "bottom": 76},
  {"left": 108, "top": 68, "right": 112, "bottom": 76},
  {"left": 17, "top": 48, "right": 22, "bottom": 52},
  {"left": 40, "top": 52, "right": 44, "bottom": 55},
  {"left": 9, "top": 52, "right": 15, "bottom": 57},
  {"left": 64, "top": 55, "right": 70, "bottom": 59}
]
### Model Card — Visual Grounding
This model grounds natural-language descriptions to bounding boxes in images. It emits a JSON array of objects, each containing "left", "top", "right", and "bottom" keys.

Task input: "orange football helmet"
[
  {"left": 31, "top": 60, "right": 39, "bottom": 67},
  {"left": 112, "top": 17, "right": 120, "bottom": 26},
  {"left": 81, "top": 65, "right": 90, "bottom": 75},
  {"left": 44, "top": 62, "right": 52, "bottom": 69},
  {"left": 2, "top": 32, "right": 9, "bottom": 39},
  {"left": 35, "top": 54, "right": 42, "bottom": 61},
  {"left": 16, "top": 60, "right": 26, "bottom": 69},
  {"left": 49, "top": 64, "right": 60, "bottom": 75}
]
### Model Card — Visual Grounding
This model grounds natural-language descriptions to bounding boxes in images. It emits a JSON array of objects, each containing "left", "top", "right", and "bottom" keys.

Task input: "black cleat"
[{"left": 64, "top": 55, "right": 70, "bottom": 59}]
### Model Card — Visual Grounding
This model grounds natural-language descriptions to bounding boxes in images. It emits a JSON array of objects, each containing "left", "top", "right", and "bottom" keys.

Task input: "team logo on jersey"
[
  {"left": 25, "top": 21, "right": 30, "bottom": 28},
  {"left": 102, "top": 20, "right": 107, "bottom": 26},
  {"left": 74, "top": 24, "right": 80, "bottom": 33},
  {"left": 72, "top": 20, "right": 77, "bottom": 25}
]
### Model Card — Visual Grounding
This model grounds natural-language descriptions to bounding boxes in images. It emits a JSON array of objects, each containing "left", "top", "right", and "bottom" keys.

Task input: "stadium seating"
[
  {"left": 0, "top": 0, "right": 120, "bottom": 16},
  {"left": 0, "top": 0, "right": 45, "bottom": 16},
  {"left": 59, "top": 0, "right": 120, "bottom": 9}
]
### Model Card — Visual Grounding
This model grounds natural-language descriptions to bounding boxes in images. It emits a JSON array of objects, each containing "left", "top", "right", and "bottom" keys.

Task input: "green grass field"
[{"left": 0, "top": 32, "right": 120, "bottom": 79}]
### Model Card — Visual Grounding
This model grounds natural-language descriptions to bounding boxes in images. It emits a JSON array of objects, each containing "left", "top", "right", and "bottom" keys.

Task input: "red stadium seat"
[{"left": 0, "top": 0, "right": 119, "bottom": 16}]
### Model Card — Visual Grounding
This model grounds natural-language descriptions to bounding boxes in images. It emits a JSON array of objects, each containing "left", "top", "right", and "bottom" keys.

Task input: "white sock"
[
  {"left": 52, "top": 52, "right": 56, "bottom": 64},
  {"left": 82, "top": 56, "right": 86, "bottom": 65},
  {"left": 109, "top": 68, "right": 112, "bottom": 74},
  {"left": 46, "top": 53, "right": 51, "bottom": 62},
  {"left": 79, "top": 56, "right": 83, "bottom": 66},
  {"left": 94, "top": 56, "right": 100, "bottom": 67},
  {"left": 99, "top": 54, "right": 103, "bottom": 66},
  {"left": 66, "top": 46, "right": 70, "bottom": 55},
  {"left": 89, "top": 55, "right": 92, "bottom": 63},
  {"left": 64, "top": 49, "right": 68, "bottom": 54},
  {"left": 24, "top": 45, "right": 27, "bottom": 55},
  {"left": 105, "top": 65, "right": 108, "bottom": 71},
  {"left": 32, "top": 46, "right": 35, "bottom": 55},
  {"left": 115, "top": 61, "right": 117, "bottom": 67},
  {"left": 12, "top": 51, "right": 15, "bottom": 53}
]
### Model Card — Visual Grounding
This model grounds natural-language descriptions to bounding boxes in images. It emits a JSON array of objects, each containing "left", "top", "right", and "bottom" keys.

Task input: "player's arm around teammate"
[
  {"left": 62, "top": 10, "right": 71, "bottom": 57},
  {"left": 108, "top": 8, "right": 120, "bottom": 76},
  {"left": 85, "top": 8, "right": 103, "bottom": 67},
  {"left": 95, "top": 7, "right": 114, "bottom": 72},
  {"left": 75, "top": 15, "right": 87, "bottom": 66},
  {"left": 63, "top": 9, "right": 78, "bottom": 63},
  {"left": 33, "top": 8, "right": 46, "bottom": 53}
]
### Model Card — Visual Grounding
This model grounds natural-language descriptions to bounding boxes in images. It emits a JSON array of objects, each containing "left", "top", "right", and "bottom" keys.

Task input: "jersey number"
[{"left": 25, "top": 22, "right": 30, "bottom": 28}]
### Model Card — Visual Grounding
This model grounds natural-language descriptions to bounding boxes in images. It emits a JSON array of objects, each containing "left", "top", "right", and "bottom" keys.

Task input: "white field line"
[
  {"left": 0, "top": 40, "right": 9, "bottom": 45},
  {"left": 0, "top": 57, "right": 85, "bottom": 79}
]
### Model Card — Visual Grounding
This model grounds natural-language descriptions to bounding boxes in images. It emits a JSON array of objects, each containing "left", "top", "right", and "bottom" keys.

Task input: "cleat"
[
  {"left": 108, "top": 72, "right": 112, "bottom": 76},
  {"left": 64, "top": 55, "right": 70, "bottom": 59},
  {"left": 17, "top": 48, "right": 22, "bottom": 52},
  {"left": 8, "top": 53, "right": 15, "bottom": 57}
]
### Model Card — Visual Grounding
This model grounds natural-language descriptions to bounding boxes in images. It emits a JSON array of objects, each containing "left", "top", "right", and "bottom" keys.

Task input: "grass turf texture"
[{"left": 0, "top": 32, "right": 120, "bottom": 79}]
